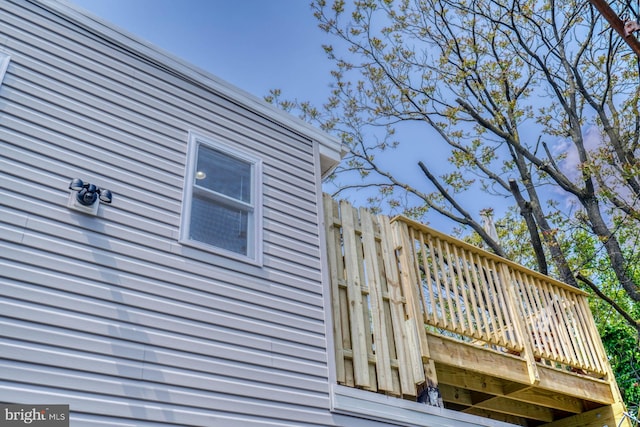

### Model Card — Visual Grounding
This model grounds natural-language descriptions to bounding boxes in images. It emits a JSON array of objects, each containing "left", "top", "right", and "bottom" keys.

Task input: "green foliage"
[
  {"left": 572, "top": 226, "right": 640, "bottom": 410},
  {"left": 599, "top": 315, "right": 640, "bottom": 410}
]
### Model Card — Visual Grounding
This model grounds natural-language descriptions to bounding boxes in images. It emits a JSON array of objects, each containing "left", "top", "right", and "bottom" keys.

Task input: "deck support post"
[
  {"left": 394, "top": 220, "right": 443, "bottom": 407},
  {"left": 499, "top": 264, "right": 540, "bottom": 385}
]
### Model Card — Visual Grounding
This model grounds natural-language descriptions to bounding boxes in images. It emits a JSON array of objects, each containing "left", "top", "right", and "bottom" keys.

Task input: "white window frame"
[{"left": 180, "top": 131, "right": 263, "bottom": 265}]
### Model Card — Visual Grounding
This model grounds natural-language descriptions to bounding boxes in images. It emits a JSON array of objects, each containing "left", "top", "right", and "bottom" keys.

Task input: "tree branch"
[
  {"left": 418, "top": 161, "right": 506, "bottom": 256},
  {"left": 576, "top": 272, "right": 640, "bottom": 335},
  {"left": 509, "top": 179, "right": 548, "bottom": 275}
]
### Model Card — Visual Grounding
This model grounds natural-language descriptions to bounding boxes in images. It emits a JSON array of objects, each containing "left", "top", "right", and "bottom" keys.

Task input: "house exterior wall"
[
  {"left": 0, "top": 2, "right": 521, "bottom": 426},
  {"left": 0, "top": 1, "right": 344, "bottom": 425}
]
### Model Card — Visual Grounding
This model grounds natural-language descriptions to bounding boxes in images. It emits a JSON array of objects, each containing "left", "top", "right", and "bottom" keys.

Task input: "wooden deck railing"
[
  {"left": 323, "top": 195, "right": 612, "bottom": 398},
  {"left": 400, "top": 216, "right": 610, "bottom": 378}
]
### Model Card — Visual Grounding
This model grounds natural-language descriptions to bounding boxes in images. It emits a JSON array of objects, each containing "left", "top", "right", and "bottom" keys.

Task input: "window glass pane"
[
  {"left": 195, "top": 144, "right": 251, "bottom": 203},
  {"left": 190, "top": 194, "right": 249, "bottom": 256}
]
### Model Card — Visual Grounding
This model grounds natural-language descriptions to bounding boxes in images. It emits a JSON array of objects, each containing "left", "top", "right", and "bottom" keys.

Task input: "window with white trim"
[{"left": 181, "top": 132, "right": 262, "bottom": 263}]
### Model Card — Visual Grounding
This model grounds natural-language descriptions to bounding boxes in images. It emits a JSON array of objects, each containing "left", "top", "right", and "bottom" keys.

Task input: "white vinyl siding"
[
  {"left": 180, "top": 132, "right": 263, "bottom": 264},
  {"left": 0, "top": 0, "right": 332, "bottom": 425}
]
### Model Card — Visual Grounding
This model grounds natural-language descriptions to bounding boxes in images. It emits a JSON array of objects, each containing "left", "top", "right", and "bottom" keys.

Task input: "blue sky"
[{"left": 69, "top": 0, "right": 333, "bottom": 106}]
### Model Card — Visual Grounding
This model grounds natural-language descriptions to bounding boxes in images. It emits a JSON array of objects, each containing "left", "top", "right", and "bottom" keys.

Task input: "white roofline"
[{"left": 33, "top": 0, "right": 344, "bottom": 174}]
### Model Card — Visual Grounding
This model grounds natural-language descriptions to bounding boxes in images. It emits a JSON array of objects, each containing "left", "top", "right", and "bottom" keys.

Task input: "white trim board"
[
  {"left": 0, "top": 52, "right": 10, "bottom": 85},
  {"left": 332, "top": 385, "right": 520, "bottom": 427}
]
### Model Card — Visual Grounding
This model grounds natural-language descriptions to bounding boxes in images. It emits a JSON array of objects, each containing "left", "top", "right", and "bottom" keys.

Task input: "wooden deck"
[{"left": 323, "top": 195, "right": 631, "bottom": 427}]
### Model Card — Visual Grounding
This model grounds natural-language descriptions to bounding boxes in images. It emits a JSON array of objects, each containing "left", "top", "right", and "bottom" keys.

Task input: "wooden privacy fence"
[
  {"left": 323, "top": 195, "right": 426, "bottom": 397},
  {"left": 323, "top": 195, "right": 610, "bottom": 398}
]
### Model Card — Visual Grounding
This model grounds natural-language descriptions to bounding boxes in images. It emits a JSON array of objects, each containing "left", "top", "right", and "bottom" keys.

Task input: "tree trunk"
[{"left": 582, "top": 195, "right": 640, "bottom": 302}]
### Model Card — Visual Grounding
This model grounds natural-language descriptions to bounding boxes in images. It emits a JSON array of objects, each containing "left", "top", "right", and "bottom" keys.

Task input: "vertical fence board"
[
  {"left": 394, "top": 220, "right": 431, "bottom": 360},
  {"left": 376, "top": 218, "right": 402, "bottom": 395},
  {"left": 360, "top": 207, "right": 393, "bottom": 392},
  {"left": 323, "top": 194, "right": 346, "bottom": 385},
  {"left": 379, "top": 216, "right": 419, "bottom": 396},
  {"left": 394, "top": 220, "right": 435, "bottom": 395},
  {"left": 340, "top": 200, "right": 370, "bottom": 388}
]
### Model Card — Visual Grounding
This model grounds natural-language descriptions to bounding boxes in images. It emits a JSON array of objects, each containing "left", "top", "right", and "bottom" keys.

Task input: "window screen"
[{"left": 181, "top": 133, "right": 262, "bottom": 262}]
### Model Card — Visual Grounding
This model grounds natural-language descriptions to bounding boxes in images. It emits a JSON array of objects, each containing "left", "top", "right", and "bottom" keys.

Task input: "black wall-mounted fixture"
[{"left": 68, "top": 178, "right": 112, "bottom": 215}]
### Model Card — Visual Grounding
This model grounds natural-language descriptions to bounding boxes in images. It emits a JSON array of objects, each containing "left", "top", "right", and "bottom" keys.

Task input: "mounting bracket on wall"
[{"left": 67, "top": 178, "right": 112, "bottom": 215}]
